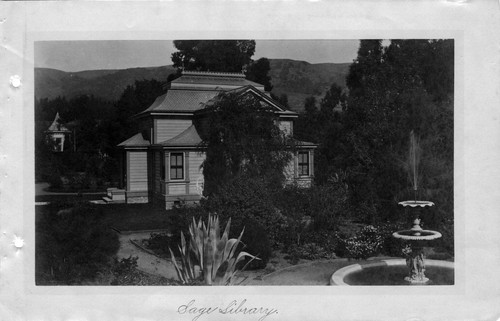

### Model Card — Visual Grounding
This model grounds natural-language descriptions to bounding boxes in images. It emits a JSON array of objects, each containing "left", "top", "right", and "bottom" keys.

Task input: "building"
[
  {"left": 45, "top": 112, "right": 72, "bottom": 152},
  {"left": 110, "top": 71, "right": 316, "bottom": 208}
]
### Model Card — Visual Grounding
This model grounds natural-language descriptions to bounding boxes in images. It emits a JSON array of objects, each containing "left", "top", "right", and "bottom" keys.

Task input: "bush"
[
  {"left": 168, "top": 202, "right": 208, "bottom": 239},
  {"left": 47, "top": 171, "right": 63, "bottom": 189},
  {"left": 232, "top": 218, "right": 271, "bottom": 270},
  {"left": 340, "top": 225, "right": 383, "bottom": 260},
  {"left": 202, "top": 176, "right": 287, "bottom": 247},
  {"left": 36, "top": 201, "right": 120, "bottom": 284},
  {"left": 145, "top": 232, "right": 180, "bottom": 258},
  {"left": 285, "top": 242, "right": 335, "bottom": 264}
]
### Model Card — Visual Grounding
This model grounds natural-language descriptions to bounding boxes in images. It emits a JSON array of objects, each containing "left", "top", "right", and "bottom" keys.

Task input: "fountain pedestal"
[
  {"left": 404, "top": 244, "right": 428, "bottom": 284},
  {"left": 393, "top": 201, "right": 441, "bottom": 285}
]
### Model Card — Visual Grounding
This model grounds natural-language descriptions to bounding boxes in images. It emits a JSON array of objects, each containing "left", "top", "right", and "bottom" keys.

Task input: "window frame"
[
  {"left": 298, "top": 151, "right": 310, "bottom": 177},
  {"left": 169, "top": 152, "right": 184, "bottom": 181}
]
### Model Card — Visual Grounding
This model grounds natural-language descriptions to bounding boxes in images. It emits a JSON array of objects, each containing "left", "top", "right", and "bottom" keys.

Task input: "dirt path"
[
  {"left": 116, "top": 231, "right": 179, "bottom": 280},
  {"left": 115, "top": 231, "right": 347, "bottom": 285}
]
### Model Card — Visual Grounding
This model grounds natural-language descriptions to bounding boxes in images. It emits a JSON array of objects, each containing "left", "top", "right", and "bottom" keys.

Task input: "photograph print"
[{"left": 34, "top": 39, "right": 454, "bottom": 286}]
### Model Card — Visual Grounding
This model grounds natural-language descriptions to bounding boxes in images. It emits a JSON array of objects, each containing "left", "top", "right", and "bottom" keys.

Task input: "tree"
[
  {"left": 198, "top": 91, "right": 293, "bottom": 195},
  {"left": 171, "top": 40, "right": 256, "bottom": 72},
  {"left": 245, "top": 57, "right": 273, "bottom": 91},
  {"left": 319, "top": 83, "right": 345, "bottom": 120},
  {"left": 339, "top": 39, "right": 454, "bottom": 223}
]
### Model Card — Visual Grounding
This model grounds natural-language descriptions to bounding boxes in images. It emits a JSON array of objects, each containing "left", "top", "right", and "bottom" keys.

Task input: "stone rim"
[
  {"left": 330, "top": 259, "right": 454, "bottom": 286},
  {"left": 398, "top": 200, "right": 435, "bottom": 207}
]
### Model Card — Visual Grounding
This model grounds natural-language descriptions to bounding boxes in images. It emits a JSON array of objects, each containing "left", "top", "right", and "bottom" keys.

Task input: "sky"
[{"left": 35, "top": 40, "right": 360, "bottom": 72}]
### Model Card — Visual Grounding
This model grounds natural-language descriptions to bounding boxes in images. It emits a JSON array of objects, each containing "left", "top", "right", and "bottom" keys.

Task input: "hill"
[{"left": 35, "top": 60, "right": 350, "bottom": 112}]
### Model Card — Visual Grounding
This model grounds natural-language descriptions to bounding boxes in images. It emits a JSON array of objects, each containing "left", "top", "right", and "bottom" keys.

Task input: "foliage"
[
  {"left": 202, "top": 176, "right": 287, "bottom": 247},
  {"left": 286, "top": 242, "right": 336, "bottom": 264},
  {"left": 36, "top": 201, "right": 120, "bottom": 284},
  {"left": 342, "top": 225, "right": 384, "bottom": 260},
  {"left": 146, "top": 232, "right": 180, "bottom": 258},
  {"left": 337, "top": 39, "right": 454, "bottom": 225},
  {"left": 198, "top": 91, "right": 294, "bottom": 195},
  {"left": 245, "top": 57, "right": 273, "bottom": 91},
  {"left": 172, "top": 40, "right": 256, "bottom": 72},
  {"left": 169, "top": 215, "right": 259, "bottom": 285},
  {"left": 232, "top": 218, "right": 271, "bottom": 270},
  {"left": 35, "top": 79, "right": 165, "bottom": 186},
  {"left": 274, "top": 180, "right": 349, "bottom": 249}
]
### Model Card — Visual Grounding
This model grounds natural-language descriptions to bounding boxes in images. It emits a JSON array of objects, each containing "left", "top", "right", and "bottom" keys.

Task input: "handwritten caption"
[{"left": 178, "top": 299, "right": 278, "bottom": 321}]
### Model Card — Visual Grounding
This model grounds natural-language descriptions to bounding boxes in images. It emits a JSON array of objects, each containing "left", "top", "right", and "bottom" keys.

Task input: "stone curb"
[{"left": 262, "top": 258, "right": 349, "bottom": 281}]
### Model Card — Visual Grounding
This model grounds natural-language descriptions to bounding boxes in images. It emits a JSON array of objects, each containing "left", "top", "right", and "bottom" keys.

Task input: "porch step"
[{"left": 103, "top": 196, "right": 113, "bottom": 203}]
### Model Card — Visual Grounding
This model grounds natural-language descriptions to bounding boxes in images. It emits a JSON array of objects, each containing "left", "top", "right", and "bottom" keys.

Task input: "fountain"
[
  {"left": 392, "top": 201, "right": 442, "bottom": 284},
  {"left": 330, "top": 132, "right": 454, "bottom": 286}
]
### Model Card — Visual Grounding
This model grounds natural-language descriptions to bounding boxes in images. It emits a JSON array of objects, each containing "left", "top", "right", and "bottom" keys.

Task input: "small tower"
[{"left": 45, "top": 112, "right": 71, "bottom": 152}]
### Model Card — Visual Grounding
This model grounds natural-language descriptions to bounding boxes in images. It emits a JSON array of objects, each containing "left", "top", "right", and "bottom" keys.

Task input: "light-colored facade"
[
  {"left": 45, "top": 112, "right": 71, "bottom": 152},
  {"left": 115, "top": 71, "right": 316, "bottom": 208}
]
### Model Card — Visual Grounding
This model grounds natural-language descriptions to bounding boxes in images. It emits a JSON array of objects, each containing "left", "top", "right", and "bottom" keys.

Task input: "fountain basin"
[
  {"left": 330, "top": 259, "right": 454, "bottom": 286},
  {"left": 398, "top": 200, "right": 434, "bottom": 207},
  {"left": 393, "top": 230, "right": 442, "bottom": 241}
]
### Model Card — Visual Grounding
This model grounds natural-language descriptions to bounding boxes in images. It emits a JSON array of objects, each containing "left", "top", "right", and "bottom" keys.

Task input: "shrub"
[
  {"left": 342, "top": 225, "right": 383, "bottom": 260},
  {"left": 47, "top": 171, "right": 63, "bottom": 189},
  {"left": 36, "top": 201, "right": 120, "bottom": 284},
  {"left": 286, "top": 242, "right": 335, "bottom": 264},
  {"left": 168, "top": 202, "right": 208, "bottom": 239},
  {"left": 202, "top": 176, "right": 287, "bottom": 247},
  {"left": 232, "top": 218, "right": 271, "bottom": 270},
  {"left": 307, "top": 182, "right": 348, "bottom": 232},
  {"left": 146, "top": 232, "right": 179, "bottom": 258}
]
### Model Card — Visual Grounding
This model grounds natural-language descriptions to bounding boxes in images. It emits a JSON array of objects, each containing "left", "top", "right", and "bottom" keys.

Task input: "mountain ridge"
[{"left": 35, "top": 59, "right": 351, "bottom": 112}]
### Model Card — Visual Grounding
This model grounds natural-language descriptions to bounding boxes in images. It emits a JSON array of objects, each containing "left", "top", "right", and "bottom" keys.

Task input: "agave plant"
[{"left": 169, "top": 215, "right": 259, "bottom": 285}]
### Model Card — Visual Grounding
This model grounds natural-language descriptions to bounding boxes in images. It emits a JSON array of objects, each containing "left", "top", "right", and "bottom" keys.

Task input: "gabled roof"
[
  {"left": 118, "top": 132, "right": 150, "bottom": 147},
  {"left": 158, "top": 125, "right": 202, "bottom": 147},
  {"left": 199, "top": 85, "right": 297, "bottom": 116},
  {"left": 136, "top": 71, "right": 295, "bottom": 117},
  {"left": 47, "top": 112, "right": 71, "bottom": 132}
]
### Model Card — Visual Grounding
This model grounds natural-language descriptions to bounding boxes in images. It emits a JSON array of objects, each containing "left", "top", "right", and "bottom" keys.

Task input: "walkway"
[
  {"left": 116, "top": 231, "right": 179, "bottom": 280},
  {"left": 114, "top": 231, "right": 351, "bottom": 285}
]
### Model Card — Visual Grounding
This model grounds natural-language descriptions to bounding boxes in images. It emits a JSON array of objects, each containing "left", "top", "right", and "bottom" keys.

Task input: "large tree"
[
  {"left": 197, "top": 91, "right": 293, "bottom": 195},
  {"left": 340, "top": 39, "right": 454, "bottom": 224},
  {"left": 171, "top": 40, "right": 256, "bottom": 72}
]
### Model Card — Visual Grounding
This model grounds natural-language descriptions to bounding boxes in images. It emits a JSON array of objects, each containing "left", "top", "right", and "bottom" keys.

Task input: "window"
[
  {"left": 298, "top": 151, "right": 309, "bottom": 176},
  {"left": 170, "top": 152, "right": 184, "bottom": 180}
]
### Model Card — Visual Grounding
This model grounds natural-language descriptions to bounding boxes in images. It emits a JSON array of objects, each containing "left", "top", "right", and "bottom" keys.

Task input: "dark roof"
[
  {"left": 170, "top": 71, "right": 264, "bottom": 90},
  {"left": 294, "top": 139, "right": 317, "bottom": 148},
  {"left": 118, "top": 132, "right": 150, "bottom": 147},
  {"left": 47, "top": 112, "right": 71, "bottom": 132},
  {"left": 158, "top": 125, "right": 202, "bottom": 147},
  {"left": 142, "top": 90, "right": 220, "bottom": 113}
]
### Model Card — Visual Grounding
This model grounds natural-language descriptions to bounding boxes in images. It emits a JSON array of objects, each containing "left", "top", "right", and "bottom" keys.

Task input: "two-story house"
[{"left": 110, "top": 71, "right": 316, "bottom": 208}]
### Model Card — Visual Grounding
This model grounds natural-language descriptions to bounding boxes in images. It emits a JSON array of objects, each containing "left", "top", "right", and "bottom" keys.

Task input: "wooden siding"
[
  {"left": 189, "top": 152, "right": 205, "bottom": 183},
  {"left": 128, "top": 151, "right": 148, "bottom": 191},
  {"left": 168, "top": 184, "right": 186, "bottom": 195},
  {"left": 155, "top": 119, "right": 192, "bottom": 143}
]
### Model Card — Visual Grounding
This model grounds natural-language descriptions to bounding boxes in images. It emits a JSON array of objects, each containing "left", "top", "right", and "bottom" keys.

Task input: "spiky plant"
[{"left": 169, "top": 215, "right": 259, "bottom": 285}]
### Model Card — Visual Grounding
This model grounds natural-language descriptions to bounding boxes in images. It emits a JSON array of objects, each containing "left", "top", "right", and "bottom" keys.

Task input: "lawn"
[{"left": 36, "top": 202, "right": 172, "bottom": 232}]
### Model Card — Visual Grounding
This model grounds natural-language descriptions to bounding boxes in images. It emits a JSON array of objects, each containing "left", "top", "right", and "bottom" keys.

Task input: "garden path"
[{"left": 116, "top": 231, "right": 179, "bottom": 280}]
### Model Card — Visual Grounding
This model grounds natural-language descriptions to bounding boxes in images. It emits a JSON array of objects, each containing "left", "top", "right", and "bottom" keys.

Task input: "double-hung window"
[
  {"left": 170, "top": 153, "right": 184, "bottom": 180},
  {"left": 298, "top": 151, "right": 310, "bottom": 176}
]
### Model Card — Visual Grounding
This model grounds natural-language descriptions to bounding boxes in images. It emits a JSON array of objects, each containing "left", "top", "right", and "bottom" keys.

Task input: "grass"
[{"left": 36, "top": 201, "right": 172, "bottom": 232}]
